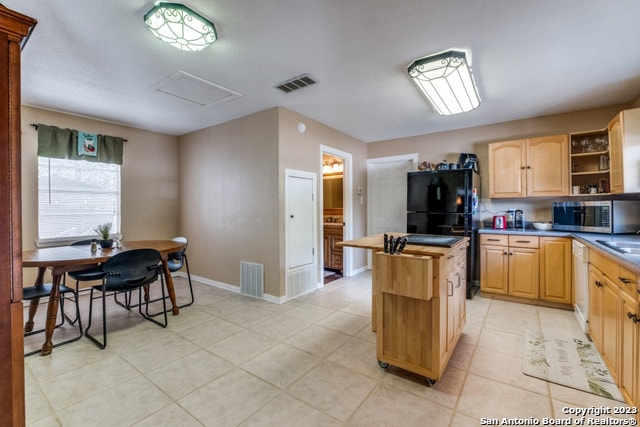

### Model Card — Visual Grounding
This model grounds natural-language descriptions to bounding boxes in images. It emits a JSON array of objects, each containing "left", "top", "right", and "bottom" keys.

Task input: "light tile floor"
[{"left": 23, "top": 272, "right": 632, "bottom": 426}]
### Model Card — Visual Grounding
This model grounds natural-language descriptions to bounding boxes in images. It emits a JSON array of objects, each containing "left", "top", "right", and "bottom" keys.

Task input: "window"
[{"left": 38, "top": 157, "right": 121, "bottom": 245}]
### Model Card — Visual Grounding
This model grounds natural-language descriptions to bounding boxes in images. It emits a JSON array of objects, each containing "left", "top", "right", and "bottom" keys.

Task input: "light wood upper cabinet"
[
  {"left": 608, "top": 108, "right": 640, "bottom": 194},
  {"left": 488, "top": 140, "right": 525, "bottom": 197},
  {"left": 527, "top": 135, "right": 570, "bottom": 197},
  {"left": 488, "top": 134, "right": 569, "bottom": 198}
]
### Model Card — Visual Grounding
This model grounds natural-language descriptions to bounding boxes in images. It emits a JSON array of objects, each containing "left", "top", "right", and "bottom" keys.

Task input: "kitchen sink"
[{"left": 596, "top": 240, "right": 640, "bottom": 255}]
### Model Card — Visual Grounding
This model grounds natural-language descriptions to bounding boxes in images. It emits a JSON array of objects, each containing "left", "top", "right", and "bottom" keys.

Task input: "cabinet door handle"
[
  {"left": 628, "top": 312, "right": 639, "bottom": 323},
  {"left": 487, "top": 238, "right": 501, "bottom": 242},
  {"left": 447, "top": 280, "right": 453, "bottom": 296},
  {"left": 503, "top": 251, "right": 508, "bottom": 255},
  {"left": 595, "top": 280, "right": 604, "bottom": 288},
  {"left": 618, "top": 276, "right": 632, "bottom": 285},
  {"left": 515, "top": 240, "right": 531, "bottom": 243},
  {"left": 509, "top": 252, "right": 514, "bottom": 256}
]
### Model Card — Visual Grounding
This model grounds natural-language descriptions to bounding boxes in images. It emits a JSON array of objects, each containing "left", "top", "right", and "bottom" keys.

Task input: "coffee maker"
[
  {"left": 507, "top": 209, "right": 525, "bottom": 230},
  {"left": 458, "top": 153, "right": 479, "bottom": 173}
]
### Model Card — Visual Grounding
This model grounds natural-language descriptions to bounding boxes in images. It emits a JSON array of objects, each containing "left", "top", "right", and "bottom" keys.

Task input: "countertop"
[
  {"left": 479, "top": 228, "right": 640, "bottom": 271},
  {"left": 323, "top": 223, "right": 344, "bottom": 227}
]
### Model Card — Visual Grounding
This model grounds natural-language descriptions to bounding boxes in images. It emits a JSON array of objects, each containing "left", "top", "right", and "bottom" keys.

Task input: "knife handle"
[
  {"left": 391, "top": 237, "right": 400, "bottom": 254},
  {"left": 383, "top": 234, "right": 389, "bottom": 253},
  {"left": 397, "top": 237, "right": 407, "bottom": 253}
]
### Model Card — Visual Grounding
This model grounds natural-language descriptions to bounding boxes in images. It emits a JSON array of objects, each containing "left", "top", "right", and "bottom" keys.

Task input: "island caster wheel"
[
  {"left": 425, "top": 377, "right": 436, "bottom": 387},
  {"left": 377, "top": 360, "right": 390, "bottom": 370}
]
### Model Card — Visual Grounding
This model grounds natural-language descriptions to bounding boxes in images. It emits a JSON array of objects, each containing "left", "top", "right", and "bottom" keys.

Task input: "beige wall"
[
  {"left": 178, "top": 108, "right": 281, "bottom": 296},
  {"left": 278, "top": 108, "right": 369, "bottom": 288},
  {"left": 367, "top": 104, "right": 631, "bottom": 223},
  {"left": 178, "top": 107, "right": 369, "bottom": 298},
  {"left": 21, "top": 106, "right": 179, "bottom": 282}
]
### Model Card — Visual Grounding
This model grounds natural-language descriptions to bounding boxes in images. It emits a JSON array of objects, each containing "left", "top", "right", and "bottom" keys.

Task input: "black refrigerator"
[{"left": 406, "top": 169, "right": 480, "bottom": 298}]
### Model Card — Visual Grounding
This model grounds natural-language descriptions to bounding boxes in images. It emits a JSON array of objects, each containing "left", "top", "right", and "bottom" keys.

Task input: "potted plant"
[{"left": 94, "top": 222, "right": 113, "bottom": 248}]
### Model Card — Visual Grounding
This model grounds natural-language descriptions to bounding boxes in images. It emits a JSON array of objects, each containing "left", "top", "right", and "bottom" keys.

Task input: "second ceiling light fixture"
[
  {"left": 144, "top": 2, "right": 217, "bottom": 52},
  {"left": 407, "top": 49, "right": 481, "bottom": 116}
]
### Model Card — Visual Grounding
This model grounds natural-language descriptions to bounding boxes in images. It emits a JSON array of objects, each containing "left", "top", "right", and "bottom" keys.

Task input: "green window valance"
[{"left": 37, "top": 124, "right": 124, "bottom": 165}]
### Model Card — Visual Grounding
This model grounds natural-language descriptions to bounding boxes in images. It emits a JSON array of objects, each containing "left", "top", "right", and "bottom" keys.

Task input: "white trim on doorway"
[{"left": 320, "top": 145, "right": 353, "bottom": 281}]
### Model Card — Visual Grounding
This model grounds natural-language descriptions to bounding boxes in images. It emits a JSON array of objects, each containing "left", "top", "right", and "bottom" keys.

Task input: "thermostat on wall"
[{"left": 297, "top": 122, "right": 306, "bottom": 134}]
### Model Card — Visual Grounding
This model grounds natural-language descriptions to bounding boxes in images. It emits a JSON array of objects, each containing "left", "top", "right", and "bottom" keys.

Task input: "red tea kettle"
[{"left": 492, "top": 215, "right": 506, "bottom": 229}]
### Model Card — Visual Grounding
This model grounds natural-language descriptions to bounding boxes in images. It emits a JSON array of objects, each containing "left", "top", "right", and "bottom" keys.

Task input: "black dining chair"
[
  {"left": 23, "top": 282, "right": 83, "bottom": 356},
  {"left": 167, "top": 236, "right": 194, "bottom": 308},
  {"left": 118, "top": 236, "right": 194, "bottom": 313},
  {"left": 67, "top": 240, "right": 107, "bottom": 297},
  {"left": 84, "top": 248, "right": 168, "bottom": 349}
]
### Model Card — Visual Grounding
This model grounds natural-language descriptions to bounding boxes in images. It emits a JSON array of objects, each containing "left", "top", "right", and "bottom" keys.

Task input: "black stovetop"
[{"left": 405, "top": 234, "right": 463, "bottom": 248}]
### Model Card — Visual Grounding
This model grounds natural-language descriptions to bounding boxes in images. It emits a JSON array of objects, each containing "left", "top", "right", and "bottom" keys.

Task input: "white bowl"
[{"left": 532, "top": 222, "right": 553, "bottom": 231}]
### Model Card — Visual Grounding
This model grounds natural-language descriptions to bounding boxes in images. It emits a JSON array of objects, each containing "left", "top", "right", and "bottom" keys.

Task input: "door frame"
[
  {"left": 284, "top": 169, "right": 318, "bottom": 275},
  {"left": 367, "top": 153, "right": 418, "bottom": 234},
  {"left": 320, "top": 145, "right": 353, "bottom": 278}
]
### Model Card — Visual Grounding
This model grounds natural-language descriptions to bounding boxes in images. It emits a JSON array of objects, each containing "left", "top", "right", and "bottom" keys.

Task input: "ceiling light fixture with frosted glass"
[
  {"left": 407, "top": 49, "right": 480, "bottom": 115},
  {"left": 144, "top": 2, "right": 217, "bottom": 52}
]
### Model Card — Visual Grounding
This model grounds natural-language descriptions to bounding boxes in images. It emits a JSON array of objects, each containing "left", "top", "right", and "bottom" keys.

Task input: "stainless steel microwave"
[{"left": 552, "top": 200, "right": 640, "bottom": 234}]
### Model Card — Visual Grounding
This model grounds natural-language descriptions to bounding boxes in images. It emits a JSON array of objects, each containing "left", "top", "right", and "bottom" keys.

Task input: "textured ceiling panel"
[
  {"left": 5, "top": 0, "right": 640, "bottom": 140},
  {"left": 153, "top": 71, "right": 241, "bottom": 107}
]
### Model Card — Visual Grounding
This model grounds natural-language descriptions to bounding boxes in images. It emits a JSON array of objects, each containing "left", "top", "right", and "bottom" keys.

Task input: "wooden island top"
[{"left": 339, "top": 233, "right": 469, "bottom": 257}]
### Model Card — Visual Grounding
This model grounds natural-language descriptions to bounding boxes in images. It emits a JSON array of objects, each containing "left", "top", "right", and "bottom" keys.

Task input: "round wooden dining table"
[{"left": 22, "top": 240, "right": 185, "bottom": 356}]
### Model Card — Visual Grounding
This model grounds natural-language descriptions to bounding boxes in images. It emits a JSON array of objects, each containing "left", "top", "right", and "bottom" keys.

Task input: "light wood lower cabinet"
[
  {"left": 481, "top": 234, "right": 572, "bottom": 305},
  {"left": 588, "top": 265, "right": 605, "bottom": 349},
  {"left": 539, "top": 237, "right": 572, "bottom": 304},
  {"left": 509, "top": 246, "right": 539, "bottom": 299},
  {"left": 479, "top": 236, "right": 509, "bottom": 295},
  {"left": 601, "top": 274, "right": 620, "bottom": 379},
  {"left": 588, "top": 248, "right": 639, "bottom": 413},
  {"left": 619, "top": 290, "right": 638, "bottom": 407},
  {"left": 480, "top": 234, "right": 539, "bottom": 300}
]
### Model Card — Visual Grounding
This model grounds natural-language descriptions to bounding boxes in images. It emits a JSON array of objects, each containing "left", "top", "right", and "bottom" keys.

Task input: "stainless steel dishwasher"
[{"left": 572, "top": 240, "right": 590, "bottom": 336}]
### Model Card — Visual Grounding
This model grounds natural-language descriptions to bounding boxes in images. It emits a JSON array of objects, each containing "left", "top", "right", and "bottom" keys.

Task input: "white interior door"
[
  {"left": 286, "top": 170, "right": 316, "bottom": 269},
  {"left": 368, "top": 157, "right": 414, "bottom": 235}
]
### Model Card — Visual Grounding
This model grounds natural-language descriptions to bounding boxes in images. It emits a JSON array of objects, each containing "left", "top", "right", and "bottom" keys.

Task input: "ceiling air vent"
[{"left": 275, "top": 74, "right": 317, "bottom": 93}]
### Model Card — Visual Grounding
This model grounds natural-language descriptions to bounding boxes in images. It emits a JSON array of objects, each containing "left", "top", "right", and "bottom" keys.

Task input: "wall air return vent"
[{"left": 275, "top": 74, "right": 317, "bottom": 93}]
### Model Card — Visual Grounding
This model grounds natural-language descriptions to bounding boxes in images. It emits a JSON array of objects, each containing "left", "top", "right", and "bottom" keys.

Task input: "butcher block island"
[{"left": 339, "top": 233, "right": 468, "bottom": 384}]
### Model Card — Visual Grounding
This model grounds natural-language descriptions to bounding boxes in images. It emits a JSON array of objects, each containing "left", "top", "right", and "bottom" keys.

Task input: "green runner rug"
[{"left": 523, "top": 329, "right": 623, "bottom": 402}]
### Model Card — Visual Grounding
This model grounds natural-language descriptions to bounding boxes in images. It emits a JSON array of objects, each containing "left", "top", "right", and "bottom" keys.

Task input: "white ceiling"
[{"left": 5, "top": 0, "right": 640, "bottom": 142}]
